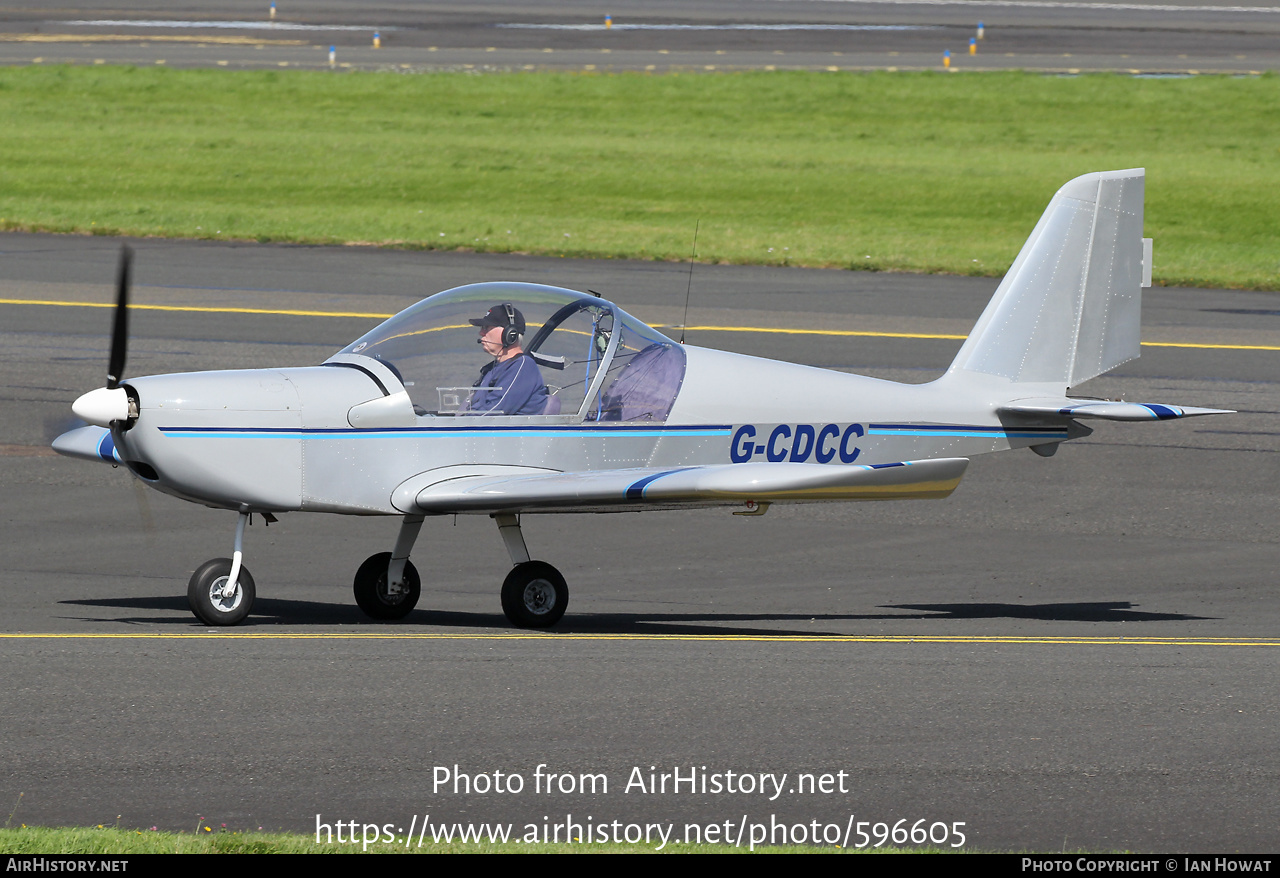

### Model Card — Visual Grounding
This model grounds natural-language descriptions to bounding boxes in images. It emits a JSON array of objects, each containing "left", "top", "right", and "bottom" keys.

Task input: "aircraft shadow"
[
  {"left": 880, "top": 601, "right": 1214, "bottom": 623},
  {"left": 511, "top": 600, "right": 1213, "bottom": 636},
  {"left": 60, "top": 597, "right": 1214, "bottom": 635},
  {"left": 61, "top": 595, "right": 379, "bottom": 626}
]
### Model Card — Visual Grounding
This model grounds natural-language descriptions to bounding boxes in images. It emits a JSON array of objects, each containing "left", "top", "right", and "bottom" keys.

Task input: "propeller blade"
[{"left": 106, "top": 245, "right": 132, "bottom": 390}]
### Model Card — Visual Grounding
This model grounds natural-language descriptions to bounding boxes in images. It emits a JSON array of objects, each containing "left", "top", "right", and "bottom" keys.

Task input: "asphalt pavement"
[
  {"left": 1, "top": 233, "right": 1277, "bottom": 850},
  {"left": 0, "top": 1, "right": 1276, "bottom": 852},
  {"left": 3, "top": 0, "right": 1278, "bottom": 72}
]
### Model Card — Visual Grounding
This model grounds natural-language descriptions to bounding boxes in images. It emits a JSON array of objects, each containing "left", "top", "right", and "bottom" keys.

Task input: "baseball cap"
[{"left": 469, "top": 303, "right": 526, "bottom": 334}]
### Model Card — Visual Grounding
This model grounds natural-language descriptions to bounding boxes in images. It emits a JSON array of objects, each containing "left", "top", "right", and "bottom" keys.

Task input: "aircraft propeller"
[
  {"left": 107, "top": 244, "right": 131, "bottom": 390},
  {"left": 48, "top": 247, "right": 157, "bottom": 533},
  {"left": 71, "top": 246, "right": 137, "bottom": 428}
]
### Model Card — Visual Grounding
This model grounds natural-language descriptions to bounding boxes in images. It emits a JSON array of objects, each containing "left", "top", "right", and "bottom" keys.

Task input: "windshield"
[{"left": 331, "top": 282, "right": 686, "bottom": 421}]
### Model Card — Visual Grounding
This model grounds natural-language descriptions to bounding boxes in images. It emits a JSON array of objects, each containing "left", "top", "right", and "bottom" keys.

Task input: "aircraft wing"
[
  {"left": 394, "top": 457, "right": 970, "bottom": 515},
  {"left": 1000, "top": 398, "right": 1232, "bottom": 422}
]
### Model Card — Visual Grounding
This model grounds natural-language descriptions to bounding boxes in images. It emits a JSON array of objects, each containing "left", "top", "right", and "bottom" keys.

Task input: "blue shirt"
[{"left": 470, "top": 354, "right": 549, "bottom": 415}]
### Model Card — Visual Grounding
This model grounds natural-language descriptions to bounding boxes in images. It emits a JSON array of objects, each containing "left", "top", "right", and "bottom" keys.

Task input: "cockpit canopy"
[{"left": 331, "top": 283, "right": 687, "bottom": 421}]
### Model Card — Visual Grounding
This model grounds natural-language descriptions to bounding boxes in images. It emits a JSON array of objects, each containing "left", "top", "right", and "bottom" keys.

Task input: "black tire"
[
  {"left": 187, "top": 558, "right": 255, "bottom": 626},
  {"left": 501, "top": 561, "right": 568, "bottom": 629},
  {"left": 353, "top": 552, "right": 421, "bottom": 620}
]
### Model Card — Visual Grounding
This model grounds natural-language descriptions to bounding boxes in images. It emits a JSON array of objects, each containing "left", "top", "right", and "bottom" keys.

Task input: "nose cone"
[
  {"left": 120, "top": 369, "right": 307, "bottom": 510},
  {"left": 71, "top": 386, "right": 131, "bottom": 428}
]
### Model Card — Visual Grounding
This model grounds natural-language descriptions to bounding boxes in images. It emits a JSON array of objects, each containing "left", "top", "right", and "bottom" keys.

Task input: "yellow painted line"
[
  {"left": 0, "top": 632, "right": 1276, "bottom": 647},
  {"left": 1139, "top": 340, "right": 1280, "bottom": 351},
  {"left": 676, "top": 324, "right": 966, "bottom": 340},
  {"left": 672, "top": 324, "right": 1280, "bottom": 351},
  {"left": 0, "top": 34, "right": 306, "bottom": 45},
  {"left": 0, "top": 297, "right": 392, "bottom": 319},
  {"left": 3, "top": 298, "right": 1279, "bottom": 351}
]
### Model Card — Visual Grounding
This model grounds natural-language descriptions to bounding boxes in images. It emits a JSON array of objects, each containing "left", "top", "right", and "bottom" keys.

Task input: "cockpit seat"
[{"left": 598, "top": 343, "right": 685, "bottom": 422}]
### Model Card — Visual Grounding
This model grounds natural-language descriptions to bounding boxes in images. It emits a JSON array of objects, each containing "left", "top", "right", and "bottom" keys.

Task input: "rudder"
[{"left": 946, "top": 169, "right": 1146, "bottom": 390}]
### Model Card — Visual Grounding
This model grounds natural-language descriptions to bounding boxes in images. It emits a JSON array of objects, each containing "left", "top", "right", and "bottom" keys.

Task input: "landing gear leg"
[
  {"left": 493, "top": 513, "right": 567, "bottom": 629},
  {"left": 187, "top": 509, "right": 256, "bottom": 626},
  {"left": 354, "top": 514, "right": 423, "bottom": 620}
]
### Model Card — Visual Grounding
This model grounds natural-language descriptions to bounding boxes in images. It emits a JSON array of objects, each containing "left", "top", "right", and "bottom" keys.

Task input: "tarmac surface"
[
  {"left": 2, "top": 0, "right": 1278, "bottom": 73},
  {"left": 1, "top": 233, "right": 1278, "bottom": 850},
  {"left": 2, "top": 3, "right": 1278, "bottom": 852}
]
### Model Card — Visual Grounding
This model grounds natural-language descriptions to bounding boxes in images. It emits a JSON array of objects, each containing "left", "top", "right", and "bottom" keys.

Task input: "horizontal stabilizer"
[
  {"left": 51, "top": 425, "right": 121, "bottom": 464},
  {"left": 1000, "top": 398, "right": 1232, "bottom": 422},
  {"left": 395, "top": 457, "right": 970, "bottom": 514}
]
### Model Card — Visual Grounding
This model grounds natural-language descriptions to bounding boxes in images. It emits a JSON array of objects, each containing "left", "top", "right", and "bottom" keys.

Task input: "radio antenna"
[{"left": 679, "top": 219, "right": 700, "bottom": 345}]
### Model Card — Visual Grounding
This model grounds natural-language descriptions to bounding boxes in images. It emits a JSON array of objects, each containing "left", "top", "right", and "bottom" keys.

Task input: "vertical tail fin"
[{"left": 946, "top": 169, "right": 1145, "bottom": 390}]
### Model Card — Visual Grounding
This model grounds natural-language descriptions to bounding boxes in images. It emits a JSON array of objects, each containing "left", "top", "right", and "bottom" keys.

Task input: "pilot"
[{"left": 468, "top": 303, "right": 550, "bottom": 415}]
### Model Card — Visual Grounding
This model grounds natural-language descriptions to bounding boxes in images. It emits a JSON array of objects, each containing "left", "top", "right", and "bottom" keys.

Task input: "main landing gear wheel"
[
  {"left": 353, "top": 552, "right": 421, "bottom": 621},
  {"left": 188, "top": 558, "right": 255, "bottom": 626},
  {"left": 501, "top": 561, "right": 568, "bottom": 629}
]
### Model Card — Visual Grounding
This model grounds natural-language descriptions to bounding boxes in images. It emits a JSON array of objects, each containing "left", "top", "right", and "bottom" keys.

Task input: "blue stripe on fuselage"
[
  {"left": 158, "top": 424, "right": 733, "bottom": 440},
  {"left": 868, "top": 424, "right": 1066, "bottom": 440}
]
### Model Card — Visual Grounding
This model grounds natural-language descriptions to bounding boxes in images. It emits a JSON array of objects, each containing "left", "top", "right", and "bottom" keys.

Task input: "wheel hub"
[
  {"left": 378, "top": 577, "right": 407, "bottom": 605},
  {"left": 522, "top": 579, "right": 556, "bottom": 615},
  {"left": 209, "top": 576, "right": 243, "bottom": 612}
]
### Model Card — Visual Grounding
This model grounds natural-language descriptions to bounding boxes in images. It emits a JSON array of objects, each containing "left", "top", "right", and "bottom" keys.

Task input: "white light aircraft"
[{"left": 54, "top": 169, "right": 1228, "bottom": 628}]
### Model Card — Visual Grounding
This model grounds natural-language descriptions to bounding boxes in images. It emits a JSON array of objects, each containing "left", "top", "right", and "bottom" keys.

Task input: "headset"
[{"left": 500, "top": 303, "right": 520, "bottom": 347}]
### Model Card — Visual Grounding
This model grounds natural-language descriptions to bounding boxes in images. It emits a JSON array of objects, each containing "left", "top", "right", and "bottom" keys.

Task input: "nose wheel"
[
  {"left": 188, "top": 558, "right": 256, "bottom": 626},
  {"left": 187, "top": 510, "right": 256, "bottom": 626}
]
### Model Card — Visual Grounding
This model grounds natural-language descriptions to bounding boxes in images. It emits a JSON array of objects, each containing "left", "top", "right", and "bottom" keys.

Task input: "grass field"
[
  {"left": 0, "top": 66, "right": 1276, "bottom": 289},
  {"left": 0, "top": 825, "right": 899, "bottom": 854}
]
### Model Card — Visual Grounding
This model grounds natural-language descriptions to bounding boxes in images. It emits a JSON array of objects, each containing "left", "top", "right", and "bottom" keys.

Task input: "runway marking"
[
  {"left": 778, "top": 0, "right": 1280, "bottom": 13},
  {"left": 680, "top": 324, "right": 968, "bottom": 340},
  {"left": 0, "top": 298, "right": 391, "bottom": 319},
  {"left": 0, "top": 34, "right": 307, "bottom": 45},
  {"left": 65, "top": 20, "right": 387, "bottom": 32},
  {"left": 681, "top": 327, "right": 1280, "bottom": 352},
  {"left": 4, "top": 298, "right": 1279, "bottom": 351},
  {"left": 498, "top": 23, "right": 934, "bottom": 31},
  {"left": 2, "top": 632, "right": 1278, "bottom": 646},
  {"left": 1137, "top": 340, "right": 1280, "bottom": 351}
]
